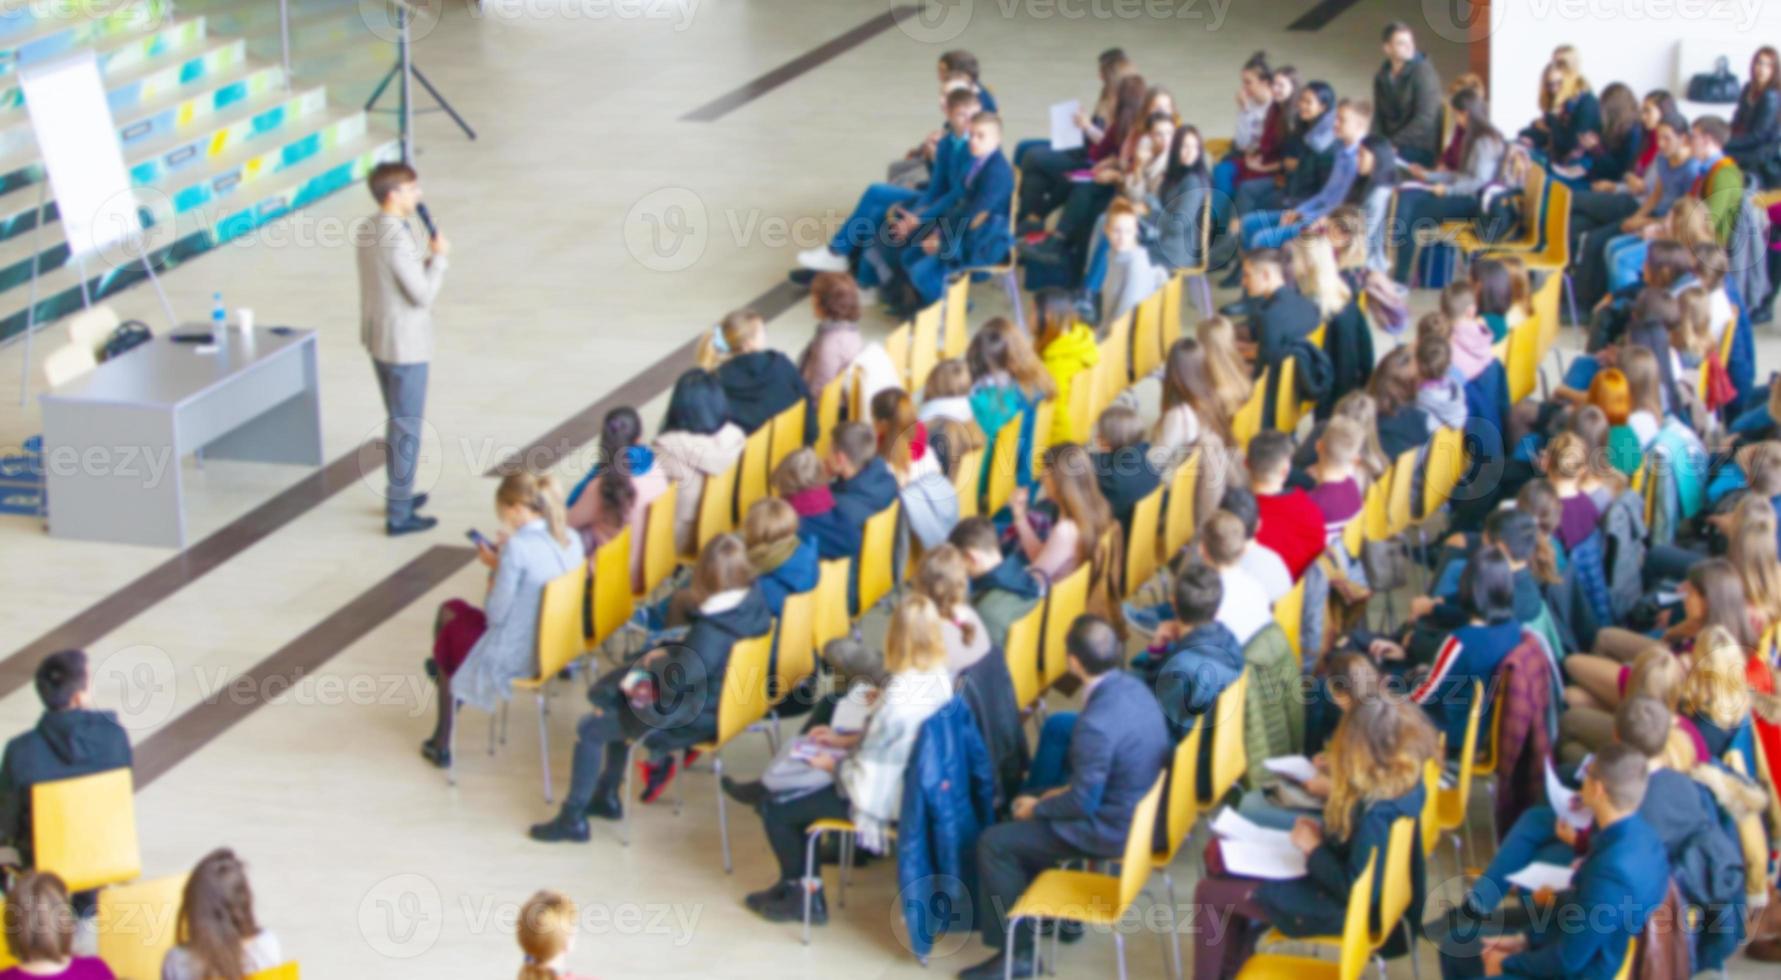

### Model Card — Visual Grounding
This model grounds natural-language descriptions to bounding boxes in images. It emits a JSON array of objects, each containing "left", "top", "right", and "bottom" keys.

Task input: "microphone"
[{"left": 416, "top": 203, "right": 438, "bottom": 240}]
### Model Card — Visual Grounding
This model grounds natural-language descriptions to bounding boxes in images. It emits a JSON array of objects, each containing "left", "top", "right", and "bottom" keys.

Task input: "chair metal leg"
[
  {"left": 620, "top": 741, "right": 638, "bottom": 846},
  {"left": 1404, "top": 919, "right": 1422, "bottom": 980},
  {"left": 446, "top": 698, "right": 458, "bottom": 786},
  {"left": 536, "top": 693, "right": 553, "bottom": 804},
  {"left": 1194, "top": 274, "right": 1213, "bottom": 317},
  {"left": 1374, "top": 953, "right": 1387, "bottom": 980},
  {"left": 1049, "top": 916, "right": 1060, "bottom": 976},
  {"left": 1562, "top": 274, "right": 1580, "bottom": 328},
  {"left": 803, "top": 829, "right": 823, "bottom": 945},
  {"left": 1165, "top": 871, "right": 1183, "bottom": 980},
  {"left": 1003, "top": 271, "right": 1026, "bottom": 333},
  {"left": 1004, "top": 918, "right": 1022, "bottom": 980},
  {"left": 1114, "top": 927, "right": 1128, "bottom": 980},
  {"left": 488, "top": 703, "right": 499, "bottom": 755},
  {"left": 715, "top": 751, "right": 732, "bottom": 874},
  {"left": 838, "top": 833, "right": 853, "bottom": 907}
]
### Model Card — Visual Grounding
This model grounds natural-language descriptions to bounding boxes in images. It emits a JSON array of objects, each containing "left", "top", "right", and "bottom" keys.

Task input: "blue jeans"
[
  {"left": 1212, "top": 155, "right": 1241, "bottom": 229},
  {"left": 1240, "top": 209, "right": 1306, "bottom": 251},
  {"left": 1465, "top": 804, "right": 1576, "bottom": 912},
  {"left": 372, "top": 359, "right": 428, "bottom": 522},
  {"left": 1232, "top": 177, "right": 1283, "bottom": 219},
  {"left": 1022, "top": 712, "right": 1077, "bottom": 794},
  {"left": 1234, "top": 788, "right": 1306, "bottom": 830},
  {"left": 1083, "top": 231, "right": 1110, "bottom": 295},
  {"left": 831, "top": 183, "right": 918, "bottom": 256},
  {"left": 1605, "top": 235, "right": 1648, "bottom": 294}
]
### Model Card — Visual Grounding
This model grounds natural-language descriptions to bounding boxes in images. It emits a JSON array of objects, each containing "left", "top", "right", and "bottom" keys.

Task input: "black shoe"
[
  {"left": 721, "top": 776, "right": 768, "bottom": 807},
  {"left": 756, "top": 884, "right": 826, "bottom": 924},
  {"left": 409, "top": 492, "right": 429, "bottom": 512},
  {"left": 958, "top": 948, "right": 1042, "bottom": 980},
  {"left": 1057, "top": 920, "right": 1084, "bottom": 944},
  {"left": 419, "top": 740, "right": 449, "bottom": 768},
  {"left": 745, "top": 881, "right": 788, "bottom": 911},
  {"left": 584, "top": 793, "right": 623, "bottom": 821},
  {"left": 387, "top": 514, "right": 438, "bottom": 537},
  {"left": 788, "top": 268, "right": 817, "bottom": 287},
  {"left": 527, "top": 813, "right": 590, "bottom": 843}
]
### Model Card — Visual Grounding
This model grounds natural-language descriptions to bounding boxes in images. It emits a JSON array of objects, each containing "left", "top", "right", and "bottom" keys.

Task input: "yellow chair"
[
  {"left": 1231, "top": 375, "right": 1266, "bottom": 448},
  {"left": 1361, "top": 468, "right": 1393, "bottom": 545},
  {"left": 1131, "top": 290, "right": 1165, "bottom": 380},
  {"left": 490, "top": 563, "right": 588, "bottom": 802},
  {"left": 736, "top": 424, "right": 773, "bottom": 523},
  {"left": 1200, "top": 670, "right": 1249, "bottom": 808},
  {"left": 621, "top": 632, "right": 774, "bottom": 867},
  {"left": 1030, "top": 401, "right": 1057, "bottom": 477},
  {"left": 813, "top": 374, "right": 845, "bottom": 460},
  {"left": 798, "top": 816, "right": 902, "bottom": 943},
  {"left": 1093, "top": 334, "right": 1125, "bottom": 418},
  {"left": 774, "top": 588, "right": 817, "bottom": 705},
  {"left": 682, "top": 461, "right": 738, "bottom": 563},
  {"left": 1005, "top": 775, "right": 1166, "bottom": 979},
  {"left": 812, "top": 558, "right": 853, "bottom": 650},
  {"left": 1433, "top": 679, "right": 1488, "bottom": 871},
  {"left": 1422, "top": 757, "right": 1443, "bottom": 858},
  {"left": 1384, "top": 450, "right": 1418, "bottom": 538},
  {"left": 1159, "top": 273, "right": 1185, "bottom": 349},
  {"left": 1531, "top": 267, "right": 1566, "bottom": 390},
  {"left": 1004, "top": 597, "right": 1048, "bottom": 713},
  {"left": 952, "top": 447, "right": 985, "bottom": 520},
  {"left": 32, "top": 767, "right": 139, "bottom": 893},
  {"left": 1152, "top": 717, "right": 1206, "bottom": 980},
  {"left": 638, "top": 483, "right": 679, "bottom": 598},
  {"left": 943, "top": 274, "right": 970, "bottom": 359},
  {"left": 1124, "top": 485, "right": 1164, "bottom": 600},
  {"left": 1067, "top": 363, "right": 1099, "bottom": 451},
  {"left": 1506, "top": 310, "right": 1542, "bottom": 404},
  {"left": 768, "top": 399, "right": 807, "bottom": 475},
  {"left": 588, "top": 526, "right": 635, "bottom": 654},
  {"left": 1259, "top": 817, "right": 1417, "bottom": 972},
  {"left": 985, "top": 415, "right": 1022, "bottom": 515},
  {"left": 1422, "top": 426, "right": 1467, "bottom": 517},
  {"left": 911, "top": 301, "right": 941, "bottom": 391},
  {"left": 1455, "top": 166, "right": 1546, "bottom": 256},
  {"left": 1235, "top": 854, "right": 1377, "bottom": 980},
  {"left": 1104, "top": 310, "right": 1134, "bottom": 388},
  {"left": 884, "top": 322, "right": 913, "bottom": 388},
  {"left": 247, "top": 966, "right": 301, "bottom": 980},
  {"left": 1162, "top": 448, "right": 1201, "bottom": 560},
  {"left": 1482, "top": 181, "right": 1579, "bottom": 328},
  {"left": 1273, "top": 357, "right": 1305, "bottom": 433},
  {"left": 1273, "top": 577, "right": 1306, "bottom": 666},
  {"left": 1039, "top": 561, "right": 1091, "bottom": 694},
  {"left": 857, "top": 501, "right": 902, "bottom": 615},
  {"left": 97, "top": 874, "right": 187, "bottom": 980}
]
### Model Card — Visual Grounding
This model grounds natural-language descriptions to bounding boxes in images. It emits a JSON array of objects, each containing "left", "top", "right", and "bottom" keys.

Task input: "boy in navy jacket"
[{"left": 897, "top": 113, "right": 1014, "bottom": 311}]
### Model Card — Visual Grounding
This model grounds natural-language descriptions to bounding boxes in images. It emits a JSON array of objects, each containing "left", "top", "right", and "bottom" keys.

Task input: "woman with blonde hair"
[
  {"left": 515, "top": 891, "right": 595, "bottom": 980},
  {"left": 1521, "top": 45, "right": 1599, "bottom": 165},
  {"left": 913, "top": 544, "right": 991, "bottom": 673},
  {"left": 742, "top": 595, "right": 952, "bottom": 923},
  {"left": 1725, "top": 496, "right": 1781, "bottom": 629},
  {"left": 1672, "top": 286, "right": 1714, "bottom": 369},
  {"left": 742, "top": 497, "right": 819, "bottom": 618},
  {"left": 427, "top": 471, "right": 583, "bottom": 767},
  {"left": 1194, "top": 316, "right": 1254, "bottom": 421},
  {"left": 1560, "top": 644, "right": 1697, "bottom": 764},
  {"left": 1291, "top": 231, "right": 1373, "bottom": 415},
  {"left": 701, "top": 308, "right": 809, "bottom": 434},
  {"left": 1679, "top": 626, "right": 1753, "bottom": 759}
]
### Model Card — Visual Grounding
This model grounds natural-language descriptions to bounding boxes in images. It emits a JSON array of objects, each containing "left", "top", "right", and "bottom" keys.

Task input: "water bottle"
[{"left": 211, "top": 292, "right": 226, "bottom": 332}]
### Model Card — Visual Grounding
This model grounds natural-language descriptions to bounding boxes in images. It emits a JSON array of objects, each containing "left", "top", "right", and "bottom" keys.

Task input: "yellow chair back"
[
  {"left": 524, "top": 564, "right": 586, "bottom": 686},
  {"left": 911, "top": 302, "right": 941, "bottom": 391},
  {"left": 1103, "top": 311, "right": 1133, "bottom": 388},
  {"left": 1004, "top": 598, "right": 1047, "bottom": 711},
  {"left": 1423, "top": 426, "right": 1466, "bottom": 516},
  {"left": 1125, "top": 486, "right": 1164, "bottom": 599},
  {"left": 714, "top": 633, "right": 774, "bottom": 747},
  {"left": 1384, "top": 449, "right": 1418, "bottom": 537},
  {"left": 1116, "top": 775, "right": 1167, "bottom": 910},
  {"left": 33, "top": 768, "right": 140, "bottom": 893},
  {"left": 1333, "top": 855, "right": 1381, "bottom": 980},
  {"left": 1421, "top": 757, "right": 1442, "bottom": 857},
  {"left": 1040, "top": 561, "right": 1091, "bottom": 691},
  {"left": 1611, "top": 938, "right": 1637, "bottom": 980},
  {"left": 1067, "top": 360, "right": 1098, "bottom": 449},
  {"left": 1361, "top": 470, "right": 1392, "bottom": 544},
  {"left": 1155, "top": 717, "right": 1204, "bottom": 864},
  {"left": 1272, "top": 357, "right": 1302, "bottom": 433},
  {"left": 1203, "top": 670, "right": 1248, "bottom": 806},
  {"left": 1159, "top": 274, "right": 1184, "bottom": 347},
  {"left": 737, "top": 424, "right": 773, "bottom": 522},
  {"left": 952, "top": 447, "right": 984, "bottom": 519},
  {"left": 640, "top": 482, "right": 679, "bottom": 596},
  {"left": 1532, "top": 270, "right": 1562, "bottom": 357},
  {"left": 1131, "top": 291, "right": 1164, "bottom": 380},
  {"left": 1163, "top": 448, "right": 1201, "bottom": 559},
  {"left": 884, "top": 322, "right": 912, "bottom": 388},
  {"left": 774, "top": 589, "right": 817, "bottom": 703},
  {"left": 943, "top": 275, "right": 971, "bottom": 359},
  {"left": 589, "top": 527, "right": 635, "bottom": 651},
  {"left": 97, "top": 874, "right": 188, "bottom": 980},
  {"left": 768, "top": 399, "right": 807, "bottom": 475},
  {"left": 858, "top": 501, "right": 902, "bottom": 614},
  {"left": 1507, "top": 312, "right": 1542, "bottom": 403},
  {"left": 814, "top": 374, "right": 845, "bottom": 459},
  {"left": 1231, "top": 375, "right": 1265, "bottom": 448},
  {"left": 812, "top": 558, "right": 853, "bottom": 650},
  {"left": 985, "top": 415, "right": 1022, "bottom": 515},
  {"left": 1030, "top": 401, "right": 1056, "bottom": 477},
  {"left": 1438, "top": 679, "right": 1488, "bottom": 831},
  {"left": 247, "top": 965, "right": 301, "bottom": 980},
  {"left": 1273, "top": 577, "right": 1305, "bottom": 666},
  {"left": 688, "top": 461, "right": 738, "bottom": 560},
  {"left": 1373, "top": 817, "right": 1418, "bottom": 945}
]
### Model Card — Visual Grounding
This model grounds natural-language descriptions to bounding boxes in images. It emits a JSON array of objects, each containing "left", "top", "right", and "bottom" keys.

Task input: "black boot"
[
  {"left": 527, "top": 811, "right": 590, "bottom": 843},
  {"left": 958, "top": 944, "right": 1042, "bottom": 979},
  {"left": 756, "top": 882, "right": 826, "bottom": 924},
  {"left": 720, "top": 776, "right": 768, "bottom": 807},
  {"left": 584, "top": 790, "right": 623, "bottom": 821}
]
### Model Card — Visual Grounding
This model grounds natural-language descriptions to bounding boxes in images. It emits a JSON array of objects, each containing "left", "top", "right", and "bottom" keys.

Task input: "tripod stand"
[{"left": 364, "top": 0, "right": 476, "bottom": 162}]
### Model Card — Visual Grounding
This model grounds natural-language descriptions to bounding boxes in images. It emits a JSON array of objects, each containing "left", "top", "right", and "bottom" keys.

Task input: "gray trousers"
[{"left": 373, "top": 359, "right": 428, "bottom": 521}]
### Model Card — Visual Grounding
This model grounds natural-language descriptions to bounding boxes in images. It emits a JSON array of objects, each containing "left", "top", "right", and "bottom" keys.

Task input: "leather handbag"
[{"left": 1688, "top": 56, "right": 1742, "bottom": 104}]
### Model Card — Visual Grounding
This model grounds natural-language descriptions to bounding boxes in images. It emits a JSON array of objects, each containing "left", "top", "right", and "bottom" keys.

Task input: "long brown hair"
[
  {"left": 967, "top": 317, "right": 1057, "bottom": 399},
  {"left": 871, "top": 387, "right": 922, "bottom": 480},
  {"left": 1686, "top": 557, "right": 1758, "bottom": 650},
  {"left": 1107, "top": 73, "right": 1149, "bottom": 145},
  {"left": 175, "top": 849, "right": 262, "bottom": 980},
  {"left": 915, "top": 545, "right": 978, "bottom": 647},
  {"left": 1367, "top": 346, "right": 1418, "bottom": 416},
  {"left": 1729, "top": 496, "right": 1781, "bottom": 627},
  {"left": 1159, "top": 338, "right": 1234, "bottom": 443},
  {"left": 4, "top": 871, "right": 74, "bottom": 966},
  {"left": 1193, "top": 317, "right": 1253, "bottom": 421},
  {"left": 1322, "top": 697, "right": 1432, "bottom": 840},
  {"left": 1517, "top": 479, "right": 1563, "bottom": 584},
  {"left": 1041, "top": 443, "right": 1115, "bottom": 563}
]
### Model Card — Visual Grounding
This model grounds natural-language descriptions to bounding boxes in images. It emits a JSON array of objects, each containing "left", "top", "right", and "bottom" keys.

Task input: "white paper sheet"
[
  {"left": 1545, "top": 758, "right": 1594, "bottom": 830},
  {"left": 1264, "top": 756, "right": 1319, "bottom": 784},
  {"left": 1210, "top": 808, "right": 1297, "bottom": 850},
  {"left": 1220, "top": 839, "right": 1310, "bottom": 880},
  {"left": 1506, "top": 861, "right": 1574, "bottom": 893},
  {"left": 1049, "top": 100, "right": 1084, "bottom": 151}
]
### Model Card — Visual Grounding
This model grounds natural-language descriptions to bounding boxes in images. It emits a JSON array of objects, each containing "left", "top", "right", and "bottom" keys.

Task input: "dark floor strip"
[
  {"left": 1287, "top": 0, "right": 1363, "bottom": 30},
  {"left": 681, "top": 6, "right": 919, "bottom": 122},
  {"left": 0, "top": 443, "right": 383, "bottom": 698},
  {"left": 134, "top": 545, "right": 476, "bottom": 790},
  {"left": 485, "top": 279, "right": 804, "bottom": 475}
]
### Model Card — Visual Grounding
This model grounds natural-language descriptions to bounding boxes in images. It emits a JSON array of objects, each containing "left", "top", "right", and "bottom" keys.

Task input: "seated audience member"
[
  {"left": 1150, "top": 337, "right": 1243, "bottom": 526},
  {"left": 1422, "top": 509, "right": 1547, "bottom": 625},
  {"left": 1090, "top": 405, "right": 1161, "bottom": 540},
  {"left": 1305, "top": 417, "right": 1367, "bottom": 544},
  {"left": 1368, "top": 346, "right": 1434, "bottom": 459},
  {"left": 1393, "top": 88, "right": 1508, "bottom": 283},
  {"left": 1561, "top": 646, "right": 1700, "bottom": 766},
  {"left": 566, "top": 406, "right": 669, "bottom": 592},
  {"left": 653, "top": 369, "right": 747, "bottom": 554},
  {"left": 1099, "top": 199, "right": 1168, "bottom": 327},
  {"left": 1010, "top": 444, "right": 1116, "bottom": 582},
  {"left": 1214, "top": 52, "right": 1279, "bottom": 211},
  {"left": 1191, "top": 697, "right": 1433, "bottom": 980},
  {"left": 704, "top": 309, "right": 809, "bottom": 435},
  {"left": 1414, "top": 334, "right": 1467, "bottom": 431},
  {"left": 0, "top": 872, "right": 111, "bottom": 979},
  {"left": 773, "top": 448, "right": 858, "bottom": 560},
  {"left": 1472, "top": 258, "right": 1521, "bottom": 342},
  {"left": 919, "top": 359, "right": 977, "bottom": 426},
  {"left": 1020, "top": 63, "right": 1142, "bottom": 226},
  {"left": 967, "top": 318, "right": 1057, "bottom": 489},
  {"left": 1218, "top": 487, "right": 1293, "bottom": 603},
  {"left": 1226, "top": 249, "right": 1318, "bottom": 371},
  {"left": 532, "top": 534, "right": 771, "bottom": 838},
  {"left": 1577, "top": 111, "right": 1699, "bottom": 309},
  {"left": 1293, "top": 391, "right": 1390, "bottom": 490},
  {"left": 1441, "top": 283, "right": 1496, "bottom": 382},
  {"left": 1198, "top": 315, "right": 1263, "bottom": 425},
  {"left": 162, "top": 849, "right": 282, "bottom": 980},
  {"left": 1390, "top": 548, "right": 1522, "bottom": 751},
  {"left": 742, "top": 498, "right": 819, "bottom": 619},
  {"left": 744, "top": 596, "right": 952, "bottom": 924},
  {"left": 1247, "top": 432, "right": 1327, "bottom": 580},
  {"left": 1689, "top": 115, "right": 1745, "bottom": 248},
  {"left": 913, "top": 545, "right": 992, "bottom": 674},
  {"left": 1148, "top": 565, "right": 1242, "bottom": 735},
  {"left": 1428, "top": 745, "right": 1670, "bottom": 980},
  {"left": 1196, "top": 510, "right": 1273, "bottom": 644},
  {"left": 1290, "top": 233, "right": 1372, "bottom": 417},
  {"left": 1677, "top": 629, "right": 1754, "bottom": 761},
  {"left": 949, "top": 517, "right": 1044, "bottom": 649},
  {"left": 515, "top": 890, "right": 598, "bottom": 980},
  {"left": 1230, "top": 78, "right": 1334, "bottom": 233},
  {"left": 963, "top": 615, "right": 1169, "bottom": 979},
  {"left": 797, "top": 273, "right": 865, "bottom": 395},
  {"left": 828, "top": 421, "right": 900, "bottom": 532},
  {"left": 1032, "top": 290, "right": 1099, "bottom": 445},
  {"left": 0, "top": 651, "right": 132, "bottom": 869},
  {"left": 870, "top": 388, "right": 940, "bottom": 486},
  {"left": 894, "top": 112, "right": 1014, "bottom": 312},
  {"left": 1148, "top": 124, "right": 1211, "bottom": 273},
  {"left": 1726, "top": 47, "right": 1781, "bottom": 177},
  {"left": 1518, "top": 45, "right": 1603, "bottom": 165},
  {"left": 1371, "top": 22, "right": 1444, "bottom": 166},
  {"left": 428, "top": 472, "right": 583, "bottom": 768},
  {"left": 928, "top": 415, "right": 988, "bottom": 483},
  {"left": 1237, "top": 99, "right": 1373, "bottom": 251}
]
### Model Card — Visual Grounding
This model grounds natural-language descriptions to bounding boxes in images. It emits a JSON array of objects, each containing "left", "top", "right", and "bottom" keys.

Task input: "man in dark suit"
[
  {"left": 1230, "top": 248, "right": 1319, "bottom": 373},
  {"left": 898, "top": 111, "right": 1014, "bottom": 313},
  {"left": 0, "top": 650, "right": 133, "bottom": 869},
  {"left": 959, "top": 615, "right": 1170, "bottom": 979}
]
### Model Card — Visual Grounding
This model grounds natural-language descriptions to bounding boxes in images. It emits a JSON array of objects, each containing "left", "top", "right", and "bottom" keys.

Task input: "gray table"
[{"left": 39, "top": 327, "right": 323, "bottom": 548}]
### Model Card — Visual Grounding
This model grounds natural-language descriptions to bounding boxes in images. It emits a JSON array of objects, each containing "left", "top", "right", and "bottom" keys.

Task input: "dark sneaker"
[
  {"left": 527, "top": 814, "right": 590, "bottom": 843},
  {"left": 637, "top": 756, "right": 678, "bottom": 803}
]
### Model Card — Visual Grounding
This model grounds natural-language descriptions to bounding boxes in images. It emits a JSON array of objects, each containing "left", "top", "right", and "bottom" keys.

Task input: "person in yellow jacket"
[{"left": 1034, "top": 289, "right": 1100, "bottom": 445}]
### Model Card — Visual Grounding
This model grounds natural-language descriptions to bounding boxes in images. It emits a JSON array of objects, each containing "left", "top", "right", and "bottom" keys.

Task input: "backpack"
[
  {"left": 99, "top": 321, "right": 153, "bottom": 361},
  {"left": 1687, "top": 56, "right": 1742, "bottom": 104}
]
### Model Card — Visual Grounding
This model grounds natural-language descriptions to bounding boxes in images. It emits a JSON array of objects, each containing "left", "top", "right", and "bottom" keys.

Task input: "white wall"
[{"left": 1482, "top": 0, "right": 1776, "bottom": 129}]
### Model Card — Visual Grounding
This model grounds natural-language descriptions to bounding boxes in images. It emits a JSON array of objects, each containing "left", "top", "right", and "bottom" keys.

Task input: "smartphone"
[{"left": 466, "top": 529, "right": 493, "bottom": 551}]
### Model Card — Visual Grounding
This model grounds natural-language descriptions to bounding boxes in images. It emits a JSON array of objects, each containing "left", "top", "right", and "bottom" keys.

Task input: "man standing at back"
[
  {"left": 357, "top": 161, "right": 449, "bottom": 536},
  {"left": 1372, "top": 21, "right": 1443, "bottom": 167}
]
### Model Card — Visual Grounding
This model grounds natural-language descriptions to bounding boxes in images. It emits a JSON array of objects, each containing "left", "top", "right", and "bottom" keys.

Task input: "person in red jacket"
[{"left": 1247, "top": 431, "right": 1326, "bottom": 579}]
